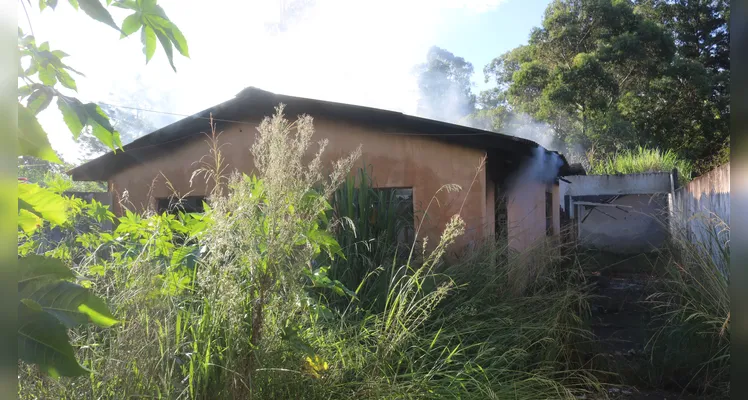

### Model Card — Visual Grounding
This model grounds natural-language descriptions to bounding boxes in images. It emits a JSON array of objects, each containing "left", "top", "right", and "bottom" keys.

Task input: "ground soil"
[{"left": 579, "top": 250, "right": 715, "bottom": 400}]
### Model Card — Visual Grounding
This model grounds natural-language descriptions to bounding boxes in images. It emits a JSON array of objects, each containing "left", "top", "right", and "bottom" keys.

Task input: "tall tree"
[
  {"left": 416, "top": 46, "right": 476, "bottom": 123},
  {"left": 634, "top": 0, "right": 730, "bottom": 170},
  {"left": 478, "top": 0, "right": 729, "bottom": 172}
]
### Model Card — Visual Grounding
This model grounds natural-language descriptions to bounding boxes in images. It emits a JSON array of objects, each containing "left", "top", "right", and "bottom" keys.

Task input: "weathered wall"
[
  {"left": 564, "top": 173, "right": 672, "bottom": 196},
  {"left": 505, "top": 181, "right": 558, "bottom": 252},
  {"left": 564, "top": 173, "right": 671, "bottom": 254},
  {"left": 670, "top": 163, "right": 730, "bottom": 271},
  {"left": 576, "top": 194, "right": 669, "bottom": 253},
  {"left": 108, "top": 116, "right": 489, "bottom": 250}
]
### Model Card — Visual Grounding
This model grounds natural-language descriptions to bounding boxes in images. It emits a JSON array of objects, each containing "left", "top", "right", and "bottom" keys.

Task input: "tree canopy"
[
  {"left": 416, "top": 46, "right": 476, "bottom": 123},
  {"left": 415, "top": 0, "right": 729, "bottom": 174}
]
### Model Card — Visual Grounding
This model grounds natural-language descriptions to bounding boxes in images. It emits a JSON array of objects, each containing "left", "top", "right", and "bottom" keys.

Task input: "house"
[{"left": 70, "top": 87, "right": 575, "bottom": 253}]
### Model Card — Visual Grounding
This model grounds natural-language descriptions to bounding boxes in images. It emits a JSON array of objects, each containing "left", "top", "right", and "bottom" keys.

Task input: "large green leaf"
[
  {"left": 152, "top": 25, "right": 175, "bottom": 71},
  {"left": 78, "top": 0, "right": 121, "bottom": 32},
  {"left": 18, "top": 209, "right": 41, "bottom": 233},
  {"left": 55, "top": 68, "right": 77, "bottom": 90},
  {"left": 23, "top": 280, "right": 118, "bottom": 328},
  {"left": 141, "top": 24, "right": 156, "bottom": 63},
  {"left": 120, "top": 13, "right": 143, "bottom": 38},
  {"left": 26, "top": 87, "right": 54, "bottom": 115},
  {"left": 18, "top": 300, "right": 88, "bottom": 378},
  {"left": 17, "top": 103, "right": 61, "bottom": 163},
  {"left": 38, "top": 64, "right": 58, "bottom": 86},
  {"left": 18, "top": 255, "right": 75, "bottom": 288},
  {"left": 18, "top": 182, "right": 68, "bottom": 228},
  {"left": 150, "top": 16, "right": 189, "bottom": 57},
  {"left": 57, "top": 97, "right": 85, "bottom": 138},
  {"left": 170, "top": 245, "right": 199, "bottom": 269},
  {"left": 90, "top": 120, "right": 122, "bottom": 151}
]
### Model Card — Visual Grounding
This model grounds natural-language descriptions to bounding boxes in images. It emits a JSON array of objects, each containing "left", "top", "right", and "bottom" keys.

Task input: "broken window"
[
  {"left": 157, "top": 196, "right": 207, "bottom": 214},
  {"left": 372, "top": 188, "right": 414, "bottom": 245}
]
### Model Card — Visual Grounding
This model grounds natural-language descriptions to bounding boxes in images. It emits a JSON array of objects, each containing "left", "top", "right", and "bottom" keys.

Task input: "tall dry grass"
[
  {"left": 645, "top": 212, "right": 729, "bottom": 397},
  {"left": 19, "top": 107, "right": 606, "bottom": 400}
]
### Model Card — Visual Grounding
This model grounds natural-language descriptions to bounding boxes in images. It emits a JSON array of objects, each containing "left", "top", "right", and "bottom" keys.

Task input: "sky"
[{"left": 19, "top": 0, "right": 552, "bottom": 163}]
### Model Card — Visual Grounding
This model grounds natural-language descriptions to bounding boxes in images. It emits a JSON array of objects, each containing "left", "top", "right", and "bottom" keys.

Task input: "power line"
[{"left": 83, "top": 100, "right": 518, "bottom": 153}]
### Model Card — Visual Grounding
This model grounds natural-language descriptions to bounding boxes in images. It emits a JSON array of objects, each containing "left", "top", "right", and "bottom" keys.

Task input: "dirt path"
[{"left": 582, "top": 252, "right": 704, "bottom": 400}]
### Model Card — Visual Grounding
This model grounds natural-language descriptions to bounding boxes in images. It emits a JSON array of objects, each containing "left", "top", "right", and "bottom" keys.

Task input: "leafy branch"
[{"left": 17, "top": 0, "right": 189, "bottom": 377}]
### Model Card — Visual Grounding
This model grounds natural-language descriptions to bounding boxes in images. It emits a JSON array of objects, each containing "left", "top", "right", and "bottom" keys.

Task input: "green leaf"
[
  {"left": 18, "top": 300, "right": 88, "bottom": 378},
  {"left": 39, "top": 42, "right": 50, "bottom": 52},
  {"left": 19, "top": 255, "right": 74, "bottom": 281},
  {"left": 149, "top": 16, "right": 189, "bottom": 57},
  {"left": 57, "top": 98, "right": 85, "bottom": 138},
  {"left": 17, "top": 103, "right": 62, "bottom": 163},
  {"left": 18, "top": 209, "right": 41, "bottom": 233},
  {"left": 91, "top": 120, "right": 122, "bottom": 151},
  {"left": 111, "top": 0, "right": 136, "bottom": 10},
  {"left": 51, "top": 50, "right": 69, "bottom": 58},
  {"left": 55, "top": 68, "right": 77, "bottom": 91},
  {"left": 78, "top": 0, "right": 121, "bottom": 32},
  {"left": 152, "top": 25, "right": 175, "bottom": 71},
  {"left": 141, "top": 24, "right": 156, "bottom": 63},
  {"left": 18, "top": 84, "right": 36, "bottom": 99},
  {"left": 24, "top": 280, "right": 118, "bottom": 328},
  {"left": 166, "top": 23, "right": 188, "bottom": 57},
  {"left": 68, "top": 0, "right": 79, "bottom": 10},
  {"left": 39, "top": 0, "right": 47, "bottom": 11},
  {"left": 170, "top": 245, "right": 199, "bottom": 269},
  {"left": 18, "top": 255, "right": 75, "bottom": 293},
  {"left": 83, "top": 103, "right": 115, "bottom": 132},
  {"left": 38, "top": 64, "right": 57, "bottom": 86},
  {"left": 18, "top": 183, "right": 68, "bottom": 227},
  {"left": 26, "top": 88, "right": 54, "bottom": 115},
  {"left": 120, "top": 13, "right": 143, "bottom": 38}
]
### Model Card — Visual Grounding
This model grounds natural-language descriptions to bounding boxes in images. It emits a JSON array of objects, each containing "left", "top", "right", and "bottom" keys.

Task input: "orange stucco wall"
[
  {"left": 505, "top": 180, "right": 560, "bottom": 252},
  {"left": 108, "top": 116, "right": 488, "bottom": 250},
  {"left": 108, "top": 115, "right": 561, "bottom": 254}
]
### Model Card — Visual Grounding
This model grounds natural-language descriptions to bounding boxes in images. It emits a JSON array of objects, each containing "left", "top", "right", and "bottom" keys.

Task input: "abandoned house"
[{"left": 70, "top": 87, "right": 575, "bottom": 253}]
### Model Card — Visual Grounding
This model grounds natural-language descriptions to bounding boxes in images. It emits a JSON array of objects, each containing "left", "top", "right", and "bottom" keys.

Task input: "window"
[
  {"left": 545, "top": 191, "right": 553, "bottom": 236},
  {"left": 372, "top": 188, "right": 414, "bottom": 246},
  {"left": 157, "top": 196, "right": 206, "bottom": 214}
]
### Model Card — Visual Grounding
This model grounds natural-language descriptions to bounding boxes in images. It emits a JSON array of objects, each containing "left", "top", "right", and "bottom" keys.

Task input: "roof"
[{"left": 70, "top": 87, "right": 571, "bottom": 181}]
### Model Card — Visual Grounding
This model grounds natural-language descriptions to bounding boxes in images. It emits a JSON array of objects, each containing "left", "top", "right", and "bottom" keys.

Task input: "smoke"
[{"left": 22, "top": 0, "right": 512, "bottom": 163}]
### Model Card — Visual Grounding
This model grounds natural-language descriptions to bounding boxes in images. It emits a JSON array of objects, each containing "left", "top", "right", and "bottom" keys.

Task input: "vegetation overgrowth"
[
  {"left": 586, "top": 146, "right": 694, "bottom": 185},
  {"left": 18, "top": 109, "right": 730, "bottom": 399},
  {"left": 20, "top": 109, "right": 607, "bottom": 399},
  {"left": 645, "top": 214, "right": 730, "bottom": 397}
]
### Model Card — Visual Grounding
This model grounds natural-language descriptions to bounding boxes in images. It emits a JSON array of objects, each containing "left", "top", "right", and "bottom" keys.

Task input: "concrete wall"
[
  {"left": 108, "top": 116, "right": 494, "bottom": 250},
  {"left": 575, "top": 194, "right": 669, "bottom": 253},
  {"left": 563, "top": 173, "right": 672, "bottom": 196},
  {"left": 564, "top": 173, "right": 672, "bottom": 254},
  {"left": 670, "top": 163, "right": 730, "bottom": 272}
]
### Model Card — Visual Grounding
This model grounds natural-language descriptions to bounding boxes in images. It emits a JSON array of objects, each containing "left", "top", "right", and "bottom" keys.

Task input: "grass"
[
  {"left": 645, "top": 213, "right": 730, "bottom": 397},
  {"left": 19, "top": 108, "right": 729, "bottom": 400},
  {"left": 587, "top": 146, "right": 693, "bottom": 185},
  {"left": 18, "top": 109, "right": 609, "bottom": 400}
]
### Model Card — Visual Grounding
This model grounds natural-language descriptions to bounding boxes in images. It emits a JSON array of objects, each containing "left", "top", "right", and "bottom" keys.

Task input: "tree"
[
  {"left": 17, "top": 0, "right": 188, "bottom": 377},
  {"left": 478, "top": 0, "right": 729, "bottom": 173},
  {"left": 487, "top": 0, "right": 673, "bottom": 147},
  {"left": 634, "top": 0, "right": 730, "bottom": 170},
  {"left": 416, "top": 46, "right": 476, "bottom": 123}
]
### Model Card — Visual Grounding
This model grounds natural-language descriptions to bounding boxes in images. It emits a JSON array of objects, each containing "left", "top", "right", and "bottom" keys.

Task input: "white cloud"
[{"left": 19, "top": 0, "right": 507, "bottom": 163}]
